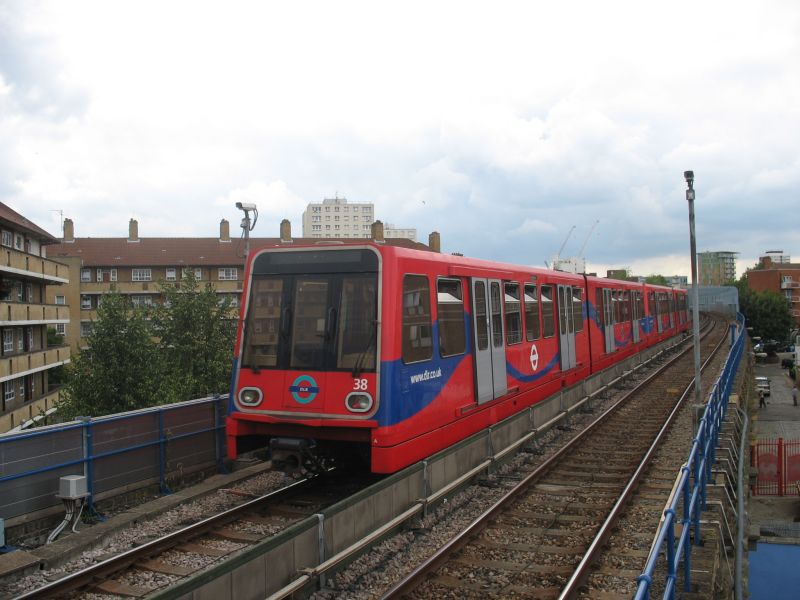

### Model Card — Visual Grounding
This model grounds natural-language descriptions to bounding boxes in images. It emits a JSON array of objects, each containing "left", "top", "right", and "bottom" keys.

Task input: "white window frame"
[
  {"left": 80, "top": 322, "right": 93, "bottom": 337},
  {"left": 55, "top": 295, "right": 65, "bottom": 305},
  {"left": 81, "top": 295, "right": 92, "bottom": 310},
  {"left": 132, "top": 268, "right": 152, "bottom": 282},
  {"left": 56, "top": 323, "right": 66, "bottom": 336},
  {"left": 3, "top": 330, "right": 13, "bottom": 353},
  {"left": 4, "top": 382, "right": 14, "bottom": 402},
  {"left": 182, "top": 267, "right": 202, "bottom": 280},
  {"left": 1, "top": 231, "right": 12, "bottom": 247},
  {"left": 81, "top": 268, "right": 91, "bottom": 282},
  {"left": 166, "top": 268, "right": 177, "bottom": 281},
  {"left": 218, "top": 268, "right": 238, "bottom": 281},
  {"left": 14, "top": 234, "right": 23, "bottom": 250},
  {"left": 97, "top": 268, "right": 103, "bottom": 282}
]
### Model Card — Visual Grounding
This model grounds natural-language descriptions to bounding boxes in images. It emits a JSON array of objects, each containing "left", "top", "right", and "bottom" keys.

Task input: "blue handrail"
[{"left": 635, "top": 314, "right": 745, "bottom": 600}]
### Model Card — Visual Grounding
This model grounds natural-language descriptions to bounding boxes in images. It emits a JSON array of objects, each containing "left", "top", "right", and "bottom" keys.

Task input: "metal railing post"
[
  {"left": 158, "top": 409, "right": 171, "bottom": 494},
  {"left": 81, "top": 416, "right": 95, "bottom": 512}
]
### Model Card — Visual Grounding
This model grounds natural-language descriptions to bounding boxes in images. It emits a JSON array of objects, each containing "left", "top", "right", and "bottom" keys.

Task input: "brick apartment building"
[
  {"left": 47, "top": 218, "right": 434, "bottom": 352},
  {"left": 747, "top": 253, "right": 800, "bottom": 328},
  {"left": 0, "top": 203, "right": 70, "bottom": 432}
]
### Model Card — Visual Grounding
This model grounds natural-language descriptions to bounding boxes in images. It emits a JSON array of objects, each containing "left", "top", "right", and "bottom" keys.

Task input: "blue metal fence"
[
  {"left": 634, "top": 314, "right": 745, "bottom": 599},
  {"left": 0, "top": 395, "right": 227, "bottom": 521}
]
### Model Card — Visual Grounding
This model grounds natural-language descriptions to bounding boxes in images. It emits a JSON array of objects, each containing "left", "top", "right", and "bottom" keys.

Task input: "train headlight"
[
  {"left": 238, "top": 387, "right": 263, "bottom": 407},
  {"left": 345, "top": 392, "right": 373, "bottom": 413}
]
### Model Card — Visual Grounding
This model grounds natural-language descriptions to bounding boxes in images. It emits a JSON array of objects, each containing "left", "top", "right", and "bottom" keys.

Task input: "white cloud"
[
  {"left": 511, "top": 219, "right": 557, "bottom": 236},
  {"left": 2, "top": 0, "right": 800, "bottom": 272}
]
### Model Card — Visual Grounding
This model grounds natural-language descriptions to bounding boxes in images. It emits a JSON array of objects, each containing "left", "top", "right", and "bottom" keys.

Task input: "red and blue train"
[{"left": 227, "top": 243, "right": 689, "bottom": 474}]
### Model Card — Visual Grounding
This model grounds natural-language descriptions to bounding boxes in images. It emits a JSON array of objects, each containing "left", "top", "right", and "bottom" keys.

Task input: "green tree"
[
  {"left": 734, "top": 275, "right": 793, "bottom": 341},
  {"left": 151, "top": 273, "right": 237, "bottom": 401},
  {"left": 645, "top": 274, "right": 668, "bottom": 285},
  {"left": 58, "top": 293, "right": 166, "bottom": 419}
]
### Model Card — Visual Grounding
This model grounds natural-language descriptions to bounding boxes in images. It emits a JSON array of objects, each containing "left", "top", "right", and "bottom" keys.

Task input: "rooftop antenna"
[{"left": 50, "top": 209, "right": 64, "bottom": 235}]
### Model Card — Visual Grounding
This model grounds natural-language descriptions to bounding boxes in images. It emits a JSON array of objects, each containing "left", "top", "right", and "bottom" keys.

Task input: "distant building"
[
  {"left": 553, "top": 257, "right": 586, "bottom": 274},
  {"left": 0, "top": 202, "right": 70, "bottom": 432},
  {"left": 301, "top": 196, "right": 374, "bottom": 239},
  {"left": 747, "top": 253, "right": 800, "bottom": 328},
  {"left": 666, "top": 275, "right": 689, "bottom": 288},
  {"left": 47, "top": 218, "right": 433, "bottom": 352},
  {"left": 760, "top": 250, "right": 791, "bottom": 265},
  {"left": 383, "top": 223, "right": 417, "bottom": 242},
  {"left": 698, "top": 251, "right": 739, "bottom": 285}
]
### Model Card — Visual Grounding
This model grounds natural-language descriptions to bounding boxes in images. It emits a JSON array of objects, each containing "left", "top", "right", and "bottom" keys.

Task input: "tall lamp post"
[{"left": 685, "top": 171, "right": 702, "bottom": 406}]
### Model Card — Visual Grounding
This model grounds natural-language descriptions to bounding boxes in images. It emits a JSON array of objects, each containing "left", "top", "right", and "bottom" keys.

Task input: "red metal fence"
[{"left": 752, "top": 438, "right": 800, "bottom": 496}]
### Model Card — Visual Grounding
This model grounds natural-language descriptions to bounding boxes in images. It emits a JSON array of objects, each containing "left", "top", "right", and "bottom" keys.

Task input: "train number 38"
[{"left": 353, "top": 378, "right": 369, "bottom": 391}]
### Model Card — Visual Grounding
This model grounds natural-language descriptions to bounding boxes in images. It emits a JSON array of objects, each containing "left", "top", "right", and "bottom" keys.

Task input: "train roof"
[{"left": 259, "top": 241, "right": 685, "bottom": 291}]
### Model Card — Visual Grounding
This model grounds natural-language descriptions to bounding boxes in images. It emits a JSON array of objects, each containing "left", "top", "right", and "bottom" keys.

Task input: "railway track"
[
  {"left": 10, "top": 471, "right": 379, "bottom": 600},
  {"left": 382, "top": 316, "right": 728, "bottom": 600}
]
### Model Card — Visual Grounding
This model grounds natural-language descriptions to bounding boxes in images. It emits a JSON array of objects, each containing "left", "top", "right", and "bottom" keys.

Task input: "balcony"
[
  {"left": 781, "top": 280, "right": 800, "bottom": 289},
  {"left": 1, "top": 248, "right": 69, "bottom": 284},
  {"left": 0, "top": 345, "right": 71, "bottom": 381},
  {"left": 79, "top": 279, "right": 243, "bottom": 294},
  {"left": 0, "top": 302, "right": 70, "bottom": 326}
]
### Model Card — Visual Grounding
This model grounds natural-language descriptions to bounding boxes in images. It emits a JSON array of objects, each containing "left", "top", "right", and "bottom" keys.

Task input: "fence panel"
[{"left": 0, "top": 396, "right": 228, "bottom": 522}]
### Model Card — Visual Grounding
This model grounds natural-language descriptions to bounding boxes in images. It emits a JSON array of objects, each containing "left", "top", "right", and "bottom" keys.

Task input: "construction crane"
[
  {"left": 554, "top": 225, "right": 576, "bottom": 263},
  {"left": 577, "top": 219, "right": 599, "bottom": 258}
]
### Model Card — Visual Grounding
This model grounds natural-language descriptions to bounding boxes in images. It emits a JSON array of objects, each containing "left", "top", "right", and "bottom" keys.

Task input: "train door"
[
  {"left": 668, "top": 295, "right": 675, "bottom": 329},
  {"left": 632, "top": 291, "right": 641, "bottom": 344},
  {"left": 656, "top": 293, "right": 664, "bottom": 334},
  {"left": 472, "top": 279, "right": 507, "bottom": 404},
  {"left": 602, "top": 288, "right": 615, "bottom": 353},
  {"left": 558, "top": 285, "right": 577, "bottom": 370}
]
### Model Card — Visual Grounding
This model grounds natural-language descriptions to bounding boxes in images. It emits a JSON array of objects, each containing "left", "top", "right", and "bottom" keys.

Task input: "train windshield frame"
[{"left": 241, "top": 248, "right": 379, "bottom": 373}]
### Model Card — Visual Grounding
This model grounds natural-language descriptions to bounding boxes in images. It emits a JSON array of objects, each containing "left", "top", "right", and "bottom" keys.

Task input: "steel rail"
[
  {"left": 380, "top": 318, "right": 718, "bottom": 600},
  {"left": 558, "top": 318, "right": 728, "bottom": 599},
  {"left": 15, "top": 476, "right": 317, "bottom": 600}
]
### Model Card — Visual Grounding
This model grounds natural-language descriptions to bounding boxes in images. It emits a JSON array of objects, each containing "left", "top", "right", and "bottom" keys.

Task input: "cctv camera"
[
  {"left": 683, "top": 171, "right": 694, "bottom": 183},
  {"left": 236, "top": 202, "right": 257, "bottom": 211}
]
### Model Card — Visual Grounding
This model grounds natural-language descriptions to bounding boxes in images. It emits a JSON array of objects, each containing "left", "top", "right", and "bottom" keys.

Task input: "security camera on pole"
[
  {"left": 236, "top": 202, "right": 258, "bottom": 261},
  {"left": 685, "top": 171, "right": 702, "bottom": 407}
]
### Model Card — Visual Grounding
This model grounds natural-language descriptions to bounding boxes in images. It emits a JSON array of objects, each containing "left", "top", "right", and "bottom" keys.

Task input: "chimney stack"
[
  {"left": 128, "top": 219, "right": 139, "bottom": 243},
  {"left": 280, "top": 219, "right": 292, "bottom": 243},
  {"left": 63, "top": 218, "right": 74, "bottom": 243},
  {"left": 428, "top": 231, "right": 441, "bottom": 253},
  {"left": 371, "top": 220, "right": 385, "bottom": 243},
  {"left": 220, "top": 219, "right": 230, "bottom": 242}
]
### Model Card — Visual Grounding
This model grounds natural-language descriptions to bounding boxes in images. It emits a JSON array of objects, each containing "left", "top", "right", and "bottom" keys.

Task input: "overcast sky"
[{"left": 2, "top": 1, "right": 799, "bottom": 278}]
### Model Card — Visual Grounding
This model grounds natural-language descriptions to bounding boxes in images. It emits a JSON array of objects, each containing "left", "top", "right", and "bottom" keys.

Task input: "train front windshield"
[{"left": 241, "top": 249, "right": 378, "bottom": 373}]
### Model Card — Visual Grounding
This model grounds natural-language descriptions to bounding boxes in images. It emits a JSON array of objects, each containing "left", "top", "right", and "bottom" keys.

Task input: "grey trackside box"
[{"left": 59, "top": 475, "right": 88, "bottom": 499}]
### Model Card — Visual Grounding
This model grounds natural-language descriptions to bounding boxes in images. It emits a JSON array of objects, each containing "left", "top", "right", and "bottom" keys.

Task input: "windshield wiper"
[{"left": 352, "top": 319, "right": 378, "bottom": 378}]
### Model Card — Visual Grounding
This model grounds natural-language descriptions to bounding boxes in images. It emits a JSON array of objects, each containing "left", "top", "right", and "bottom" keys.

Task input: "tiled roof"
[
  {"left": 0, "top": 202, "right": 58, "bottom": 243},
  {"left": 47, "top": 236, "right": 430, "bottom": 267}
]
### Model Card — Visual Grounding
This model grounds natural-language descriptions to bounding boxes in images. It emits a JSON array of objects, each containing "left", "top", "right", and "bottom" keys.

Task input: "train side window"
[
  {"left": 402, "top": 275, "right": 433, "bottom": 363},
  {"left": 541, "top": 285, "right": 555, "bottom": 338},
  {"left": 622, "top": 291, "right": 630, "bottom": 322},
  {"left": 572, "top": 288, "right": 583, "bottom": 332},
  {"left": 437, "top": 278, "right": 466, "bottom": 357},
  {"left": 474, "top": 281, "right": 489, "bottom": 351},
  {"left": 595, "top": 288, "right": 604, "bottom": 328},
  {"left": 524, "top": 284, "right": 540, "bottom": 341},
  {"left": 504, "top": 283, "right": 522, "bottom": 345},
  {"left": 490, "top": 282, "right": 503, "bottom": 348}
]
